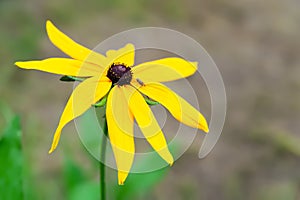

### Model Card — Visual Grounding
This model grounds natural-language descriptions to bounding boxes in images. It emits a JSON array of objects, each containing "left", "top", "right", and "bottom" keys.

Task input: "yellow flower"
[{"left": 15, "top": 20, "right": 209, "bottom": 185}]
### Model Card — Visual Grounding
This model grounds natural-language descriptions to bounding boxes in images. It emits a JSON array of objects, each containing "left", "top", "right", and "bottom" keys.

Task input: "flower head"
[{"left": 15, "top": 20, "right": 209, "bottom": 185}]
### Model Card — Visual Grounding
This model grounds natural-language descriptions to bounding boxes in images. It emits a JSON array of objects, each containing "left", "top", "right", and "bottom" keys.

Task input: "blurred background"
[{"left": 1, "top": 0, "right": 300, "bottom": 199}]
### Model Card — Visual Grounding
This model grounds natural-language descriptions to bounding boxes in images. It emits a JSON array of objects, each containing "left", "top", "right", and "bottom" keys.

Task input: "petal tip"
[
  {"left": 126, "top": 43, "right": 135, "bottom": 49},
  {"left": 14, "top": 61, "right": 31, "bottom": 69},
  {"left": 164, "top": 152, "right": 174, "bottom": 166},
  {"left": 204, "top": 128, "right": 209, "bottom": 133},
  {"left": 46, "top": 20, "right": 55, "bottom": 33},
  {"left": 118, "top": 180, "right": 125, "bottom": 185},
  {"left": 191, "top": 61, "right": 198, "bottom": 71},
  {"left": 198, "top": 117, "right": 209, "bottom": 133},
  {"left": 46, "top": 20, "right": 54, "bottom": 28},
  {"left": 118, "top": 172, "right": 128, "bottom": 185},
  {"left": 48, "top": 148, "right": 54, "bottom": 154},
  {"left": 201, "top": 122, "right": 209, "bottom": 133},
  {"left": 14, "top": 61, "right": 21, "bottom": 66},
  {"left": 46, "top": 20, "right": 59, "bottom": 42},
  {"left": 199, "top": 125, "right": 209, "bottom": 133}
]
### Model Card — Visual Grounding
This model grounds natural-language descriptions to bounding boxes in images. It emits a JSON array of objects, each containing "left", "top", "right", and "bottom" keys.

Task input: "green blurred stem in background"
[{"left": 100, "top": 117, "right": 108, "bottom": 200}]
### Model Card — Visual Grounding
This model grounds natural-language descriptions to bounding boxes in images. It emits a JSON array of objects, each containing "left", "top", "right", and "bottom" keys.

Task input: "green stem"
[{"left": 100, "top": 118, "right": 108, "bottom": 200}]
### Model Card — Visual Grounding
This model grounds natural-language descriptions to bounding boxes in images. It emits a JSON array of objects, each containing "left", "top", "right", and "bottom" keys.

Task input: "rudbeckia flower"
[{"left": 15, "top": 20, "right": 209, "bottom": 184}]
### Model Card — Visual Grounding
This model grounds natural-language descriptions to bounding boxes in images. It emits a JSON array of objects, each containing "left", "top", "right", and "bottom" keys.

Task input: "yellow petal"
[
  {"left": 49, "top": 76, "right": 112, "bottom": 153},
  {"left": 106, "top": 43, "right": 135, "bottom": 67},
  {"left": 126, "top": 86, "right": 174, "bottom": 165},
  {"left": 15, "top": 58, "right": 100, "bottom": 76},
  {"left": 105, "top": 49, "right": 117, "bottom": 57},
  {"left": 138, "top": 82, "right": 209, "bottom": 133},
  {"left": 132, "top": 58, "right": 197, "bottom": 83},
  {"left": 106, "top": 86, "right": 134, "bottom": 185},
  {"left": 46, "top": 20, "right": 106, "bottom": 66}
]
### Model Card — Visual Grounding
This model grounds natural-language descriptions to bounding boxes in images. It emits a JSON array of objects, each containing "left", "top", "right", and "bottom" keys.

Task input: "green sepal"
[
  {"left": 92, "top": 96, "right": 107, "bottom": 107},
  {"left": 145, "top": 98, "right": 159, "bottom": 106},
  {"left": 60, "top": 75, "right": 84, "bottom": 82}
]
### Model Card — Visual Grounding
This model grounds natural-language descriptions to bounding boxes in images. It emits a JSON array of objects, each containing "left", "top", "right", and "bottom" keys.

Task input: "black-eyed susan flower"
[{"left": 15, "top": 20, "right": 209, "bottom": 185}]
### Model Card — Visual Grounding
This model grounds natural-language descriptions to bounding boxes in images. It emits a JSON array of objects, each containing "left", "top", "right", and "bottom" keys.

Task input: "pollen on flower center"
[{"left": 107, "top": 63, "right": 132, "bottom": 86}]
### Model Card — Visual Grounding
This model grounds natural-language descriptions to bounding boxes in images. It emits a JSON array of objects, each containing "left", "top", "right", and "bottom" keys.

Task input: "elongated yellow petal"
[
  {"left": 126, "top": 86, "right": 173, "bottom": 165},
  {"left": 138, "top": 82, "right": 209, "bottom": 133},
  {"left": 15, "top": 58, "right": 100, "bottom": 76},
  {"left": 106, "top": 86, "right": 134, "bottom": 185},
  {"left": 132, "top": 58, "right": 197, "bottom": 83},
  {"left": 49, "top": 76, "right": 111, "bottom": 153},
  {"left": 46, "top": 20, "right": 106, "bottom": 66},
  {"left": 106, "top": 43, "right": 135, "bottom": 67}
]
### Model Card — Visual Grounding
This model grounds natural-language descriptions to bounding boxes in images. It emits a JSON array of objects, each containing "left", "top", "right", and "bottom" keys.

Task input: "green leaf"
[
  {"left": 60, "top": 75, "right": 84, "bottom": 82},
  {"left": 0, "top": 115, "right": 23, "bottom": 200},
  {"left": 93, "top": 96, "right": 107, "bottom": 107},
  {"left": 145, "top": 97, "right": 159, "bottom": 106}
]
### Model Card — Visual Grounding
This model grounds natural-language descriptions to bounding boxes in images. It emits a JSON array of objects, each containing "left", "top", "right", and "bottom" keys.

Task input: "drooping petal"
[
  {"left": 132, "top": 58, "right": 197, "bottom": 83},
  {"left": 15, "top": 58, "right": 100, "bottom": 76},
  {"left": 106, "top": 86, "right": 134, "bottom": 185},
  {"left": 49, "top": 76, "right": 112, "bottom": 153},
  {"left": 138, "top": 82, "right": 209, "bottom": 133},
  {"left": 106, "top": 43, "right": 135, "bottom": 67},
  {"left": 126, "top": 86, "right": 174, "bottom": 165},
  {"left": 46, "top": 20, "right": 106, "bottom": 66}
]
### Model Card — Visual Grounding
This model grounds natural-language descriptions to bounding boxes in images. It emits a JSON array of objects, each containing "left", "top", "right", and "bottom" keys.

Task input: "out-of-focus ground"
[{"left": 1, "top": 0, "right": 300, "bottom": 199}]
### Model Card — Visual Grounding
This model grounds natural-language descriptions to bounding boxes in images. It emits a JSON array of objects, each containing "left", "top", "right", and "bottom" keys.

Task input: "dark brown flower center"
[{"left": 106, "top": 63, "right": 132, "bottom": 86}]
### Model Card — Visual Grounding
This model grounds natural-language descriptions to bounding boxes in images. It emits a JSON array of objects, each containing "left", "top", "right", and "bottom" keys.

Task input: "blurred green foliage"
[
  {"left": 250, "top": 127, "right": 300, "bottom": 157},
  {"left": 256, "top": 182, "right": 298, "bottom": 200},
  {"left": 63, "top": 157, "right": 99, "bottom": 200},
  {"left": 0, "top": 107, "right": 23, "bottom": 199},
  {"left": 0, "top": 103, "right": 170, "bottom": 199},
  {"left": 63, "top": 154, "right": 169, "bottom": 200}
]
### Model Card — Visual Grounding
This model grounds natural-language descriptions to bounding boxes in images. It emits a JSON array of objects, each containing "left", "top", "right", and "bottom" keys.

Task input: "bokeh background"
[{"left": 1, "top": 0, "right": 300, "bottom": 199}]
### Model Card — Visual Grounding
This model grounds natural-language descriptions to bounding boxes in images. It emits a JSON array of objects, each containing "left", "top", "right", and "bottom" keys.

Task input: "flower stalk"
[{"left": 100, "top": 116, "right": 108, "bottom": 200}]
